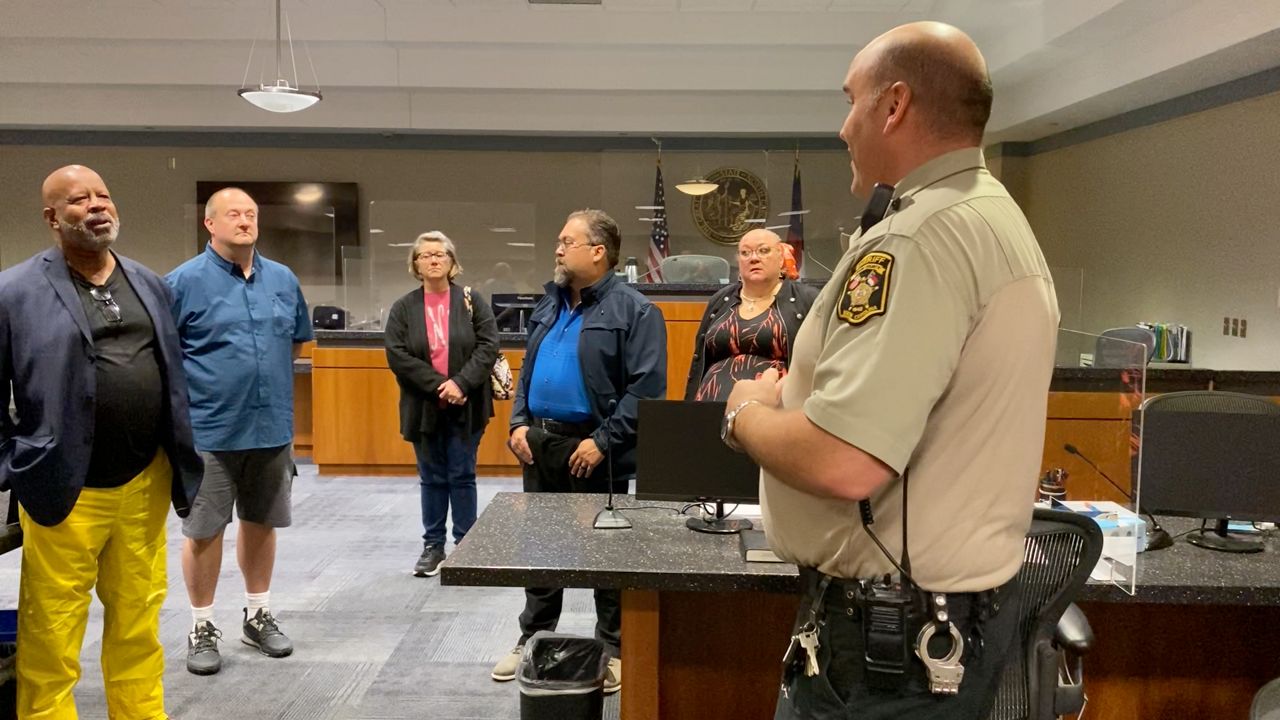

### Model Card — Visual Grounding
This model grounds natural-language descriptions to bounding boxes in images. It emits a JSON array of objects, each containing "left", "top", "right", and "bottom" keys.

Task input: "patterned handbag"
[{"left": 463, "top": 286, "right": 515, "bottom": 400}]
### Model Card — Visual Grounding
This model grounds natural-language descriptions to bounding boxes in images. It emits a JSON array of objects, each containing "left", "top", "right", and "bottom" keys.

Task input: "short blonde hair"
[{"left": 408, "top": 231, "right": 462, "bottom": 281}]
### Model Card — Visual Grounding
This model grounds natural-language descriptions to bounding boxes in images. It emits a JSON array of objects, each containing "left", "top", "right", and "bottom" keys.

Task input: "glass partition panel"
[
  {"left": 1050, "top": 328, "right": 1146, "bottom": 596},
  {"left": 364, "top": 201, "right": 541, "bottom": 320}
]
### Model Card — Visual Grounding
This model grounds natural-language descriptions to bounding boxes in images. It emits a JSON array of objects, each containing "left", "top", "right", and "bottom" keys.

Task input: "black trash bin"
[
  {"left": 0, "top": 609, "right": 16, "bottom": 720},
  {"left": 518, "top": 631, "right": 608, "bottom": 720}
]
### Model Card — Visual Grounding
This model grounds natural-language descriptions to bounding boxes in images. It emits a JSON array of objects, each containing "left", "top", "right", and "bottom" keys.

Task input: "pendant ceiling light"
[
  {"left": 238, "top": 0, "right": 322, "bottom": 113},
  {"left": 675, "top": 177, "right": 718, "bottom": 196}
]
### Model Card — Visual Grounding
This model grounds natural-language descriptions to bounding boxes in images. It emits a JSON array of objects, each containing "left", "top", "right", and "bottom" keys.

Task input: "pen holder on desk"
[{"left": 1038, "top": 469, "right": 1068, "bottom": 504}]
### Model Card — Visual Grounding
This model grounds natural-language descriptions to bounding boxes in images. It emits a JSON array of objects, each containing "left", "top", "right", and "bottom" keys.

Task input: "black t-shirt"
[{"left": 72, "top": 265, "right": 165, "bottom": 488}]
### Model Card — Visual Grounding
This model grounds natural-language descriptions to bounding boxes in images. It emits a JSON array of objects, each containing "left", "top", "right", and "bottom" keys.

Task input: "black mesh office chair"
[
  {"left": 986, "top": 509, "right": 1104, "bottom": 720},
  {"left": 1140, "top": 390, "right": 1280, "bottom": 551}
]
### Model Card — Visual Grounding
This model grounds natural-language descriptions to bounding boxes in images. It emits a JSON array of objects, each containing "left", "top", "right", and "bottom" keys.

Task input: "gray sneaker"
[
  {"left": 186, "top": 620, "right": 222, "bottom": 676},
  {"left": 242, "top": 608, "right": 293, "bottom": 658},
  {"left": 413, "top": 544, "right": 446, "bottom": 577}
]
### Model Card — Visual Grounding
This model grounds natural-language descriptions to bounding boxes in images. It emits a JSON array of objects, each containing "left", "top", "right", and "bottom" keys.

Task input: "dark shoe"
[
  {"left": 186, "top": 620, "right": 222, "bottom": 675},
  {"left": 242, "top": 607, "right": 293, "bottom": 658},
  {"left": 413, "top": 544, "right": 446, "bottom": 578}
]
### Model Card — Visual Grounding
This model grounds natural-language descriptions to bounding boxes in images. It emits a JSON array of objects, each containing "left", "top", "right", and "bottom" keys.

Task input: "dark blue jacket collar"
[{"left": 542, "top": 270, "right": 619, "bottom": 309}]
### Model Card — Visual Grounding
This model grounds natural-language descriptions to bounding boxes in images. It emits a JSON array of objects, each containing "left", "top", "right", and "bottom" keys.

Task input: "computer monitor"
[
  {"left": 636, "top": 400, "right": 759, "bottom": 534},
  {"left": 1139, "top": 393, "right": 1280, "bottom": 553},
  {"left": 490, "top": 293, "right": 542, "bottom": 333}
]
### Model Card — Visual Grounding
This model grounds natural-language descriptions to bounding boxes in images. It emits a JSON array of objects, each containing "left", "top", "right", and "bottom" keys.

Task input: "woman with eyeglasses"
[
  {"left": 384, "top": 231, "right": 499, "bottom": 578},
  {"left": 684, "top": 229, "right": 819, "bottom": 402}
]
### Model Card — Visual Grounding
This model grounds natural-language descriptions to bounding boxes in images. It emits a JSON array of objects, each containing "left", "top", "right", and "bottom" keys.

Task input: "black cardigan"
[
  {"left": 384, "top": 284, "right": 500, "bottom": 440},
  {"left": 683, "top": 278, "right": 820, "bottom": 401}
]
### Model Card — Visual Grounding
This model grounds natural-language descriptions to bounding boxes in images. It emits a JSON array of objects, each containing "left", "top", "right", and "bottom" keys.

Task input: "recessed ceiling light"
[
  {"left": 489, "top": 227, "right": 518, "bottom": 233},
  {"left": 777, "top": 210, "right": 810, "bottom": 217},
  {"left": 635, "top": 205, "right": 664, "bottom": 210},
  {"left": 386, "top": 242, "right": 413, "bottom": 247},
  {"left": 369, "top": 228, "right": 384, "bottom": 234},
  {"left": 764, "top": 225, "right": 790, "bottom": 230},
  {"left": 294, "top": 184, "right": 324, "bottom": 203},
  {"left": 506, "top": 242, "right": 536, "bottom": 247}
]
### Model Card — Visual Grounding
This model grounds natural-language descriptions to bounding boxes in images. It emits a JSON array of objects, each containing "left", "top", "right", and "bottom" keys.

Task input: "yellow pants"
[{"left": 17, "top": 451, "right": 172, "bottom": 720}]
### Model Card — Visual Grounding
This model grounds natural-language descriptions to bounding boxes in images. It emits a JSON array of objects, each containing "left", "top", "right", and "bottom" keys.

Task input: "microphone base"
[
  {"left": 687, "top": 516, "right": 753, "bottom": 535},
  {"left": 593, "top": 508, "right": 633, "bottom": 530},
  {"left": 1144, "top": 526, "right": 1174, "bottom": 551}
]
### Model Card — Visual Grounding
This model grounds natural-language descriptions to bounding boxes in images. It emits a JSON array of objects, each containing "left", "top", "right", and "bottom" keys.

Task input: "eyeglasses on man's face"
[
  {"left": 88, "top": 286, "right": 122, "bottom": 325},
  {"left": 556, "top": 238, "right": 595, "bottom": 252},
  {"left": 415, "top": 251, "right": 449, "bottom": 262},
  {"left": 738, "top": 246, "right": 777, "bottom": 260}
]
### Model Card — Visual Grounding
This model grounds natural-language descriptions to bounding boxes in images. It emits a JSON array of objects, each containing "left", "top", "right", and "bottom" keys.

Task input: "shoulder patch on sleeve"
[{"left": 836, "top": 250, "right": 894, "bottom": 326}]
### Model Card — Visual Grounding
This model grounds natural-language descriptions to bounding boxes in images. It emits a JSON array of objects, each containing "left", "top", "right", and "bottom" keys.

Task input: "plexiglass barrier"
[{"left": 1049, "top": 328, "right": 1147, "bottom": 596}]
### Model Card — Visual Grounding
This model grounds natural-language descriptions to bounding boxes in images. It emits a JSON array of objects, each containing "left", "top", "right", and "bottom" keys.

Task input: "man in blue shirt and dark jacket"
[{"left": 491, "top": 209, "right": 667, "bottom": 693}]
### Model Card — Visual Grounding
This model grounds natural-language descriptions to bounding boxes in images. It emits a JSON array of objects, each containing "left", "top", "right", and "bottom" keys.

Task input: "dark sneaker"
[
  {"left": 186, "top": 620, "right": 223, "bottom": 675},
  {"left": 413, "top": 544, "right": 446, "bottom": 577},
  {"left": 242, "top": 607, "right": 293, "bottom": 658}
]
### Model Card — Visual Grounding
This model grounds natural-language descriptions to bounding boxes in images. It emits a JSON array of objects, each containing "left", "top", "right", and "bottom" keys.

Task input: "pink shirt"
[{"left": 423, "top": 289, "right": 450, "bottom": 378}]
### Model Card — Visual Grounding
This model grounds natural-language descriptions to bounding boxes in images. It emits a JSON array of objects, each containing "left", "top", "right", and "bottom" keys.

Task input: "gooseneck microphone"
[
  {"left": 1063, "top": 443, "right": 1172, "bottom": 551},
  {"left": 593, "top": 400, "right": 632, "bottom": 530}
]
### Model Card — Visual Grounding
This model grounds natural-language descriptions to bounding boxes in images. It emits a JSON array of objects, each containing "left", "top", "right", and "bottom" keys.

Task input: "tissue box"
[{"left": 1052, "top": 500, "right": 1149, "bottom": 552}]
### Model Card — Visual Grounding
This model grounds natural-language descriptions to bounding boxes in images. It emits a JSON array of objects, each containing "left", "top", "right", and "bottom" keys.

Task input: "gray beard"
[
  {"left": 59, "top": 215, "right": 120, "bottom": 252},
  {"left": 553, "top": 265, "right": 572, "bottom": 288}
]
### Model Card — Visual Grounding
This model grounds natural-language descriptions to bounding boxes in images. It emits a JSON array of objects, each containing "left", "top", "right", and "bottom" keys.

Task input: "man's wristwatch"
[{"left": 721, "top": 399, "right": 762, "bottom": 452}]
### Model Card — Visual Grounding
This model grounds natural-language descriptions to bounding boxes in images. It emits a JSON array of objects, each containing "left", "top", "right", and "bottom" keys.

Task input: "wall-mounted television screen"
[{"left": 195, "top": 181, "right": 359, "bottom": 285}]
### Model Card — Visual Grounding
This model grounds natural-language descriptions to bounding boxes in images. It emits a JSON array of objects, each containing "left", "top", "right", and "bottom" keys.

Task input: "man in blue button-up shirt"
[{"left": 166, "top": 187, "right": 313, "bottom": 676}]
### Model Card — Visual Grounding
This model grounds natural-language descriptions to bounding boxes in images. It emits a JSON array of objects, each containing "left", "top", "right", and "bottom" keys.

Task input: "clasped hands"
[{"left": 508, "top": 425, "right": 604, "bottom": 478}]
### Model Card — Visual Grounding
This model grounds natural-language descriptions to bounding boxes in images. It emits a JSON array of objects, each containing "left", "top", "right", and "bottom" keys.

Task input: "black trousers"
[
  {"left": 775, "top": 571, "right": 1020, "bottom": 720},
  {"left": 518, "top": 426, "right": 627, "bottom": 656}
]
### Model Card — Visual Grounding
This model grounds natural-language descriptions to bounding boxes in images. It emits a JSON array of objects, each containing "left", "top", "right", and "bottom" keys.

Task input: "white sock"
[
  {"left": 191, "top": 604, "right": 214, "bottom": 628},
  {"left": 246, "top": 591, "right": 270, "bottom": 615}
]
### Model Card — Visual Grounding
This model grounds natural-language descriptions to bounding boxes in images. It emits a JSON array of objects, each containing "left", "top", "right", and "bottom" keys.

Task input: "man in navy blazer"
[{"left": 0, "top": 165, "right": 202, "bottom": 719}]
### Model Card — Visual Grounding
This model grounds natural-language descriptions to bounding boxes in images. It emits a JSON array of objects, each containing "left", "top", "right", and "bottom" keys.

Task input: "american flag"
[
  {"left": 786, "top": 157, "right": 805, "bottom": 273},
  {"left": 646, "top": 161, "right": 668, "bottom": 283}
]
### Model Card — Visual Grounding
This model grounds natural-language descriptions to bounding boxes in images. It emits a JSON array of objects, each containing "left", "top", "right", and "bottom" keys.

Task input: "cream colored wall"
[{"left": 1023, "top": 91, "right": 1280, "bottom": 370}]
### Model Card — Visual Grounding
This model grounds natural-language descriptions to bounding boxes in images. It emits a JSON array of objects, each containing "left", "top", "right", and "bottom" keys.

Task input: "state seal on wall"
[{"left": 691, "top": 168, "right": 770, "bottom": 245}]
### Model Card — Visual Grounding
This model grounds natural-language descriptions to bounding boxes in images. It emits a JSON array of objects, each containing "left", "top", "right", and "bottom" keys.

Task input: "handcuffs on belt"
[{"left": 781, "top": 471, "right": 967, "bottom": 696}]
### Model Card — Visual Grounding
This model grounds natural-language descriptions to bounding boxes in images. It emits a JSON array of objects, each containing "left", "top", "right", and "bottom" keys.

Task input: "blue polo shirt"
[
  {"left": 166, "top": 244, "right": 313, "bottom": 451},
  {"left": 527, "top": 300, "right": 593, "bottom": 423}
]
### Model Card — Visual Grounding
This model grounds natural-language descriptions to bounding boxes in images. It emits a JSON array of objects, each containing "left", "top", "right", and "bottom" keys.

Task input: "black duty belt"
[{"left": 532, "top": 417, "right": 597, "bottom": 438}]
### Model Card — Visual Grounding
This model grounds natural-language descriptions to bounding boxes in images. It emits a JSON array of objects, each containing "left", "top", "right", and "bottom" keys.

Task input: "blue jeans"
[{"left": 412, "top": 423, "right": 481, "bottom": 547}]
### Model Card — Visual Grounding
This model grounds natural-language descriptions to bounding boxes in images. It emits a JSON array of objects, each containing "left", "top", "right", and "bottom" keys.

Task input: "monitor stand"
[
  {"left": 1187, "top": 519, "right": 1264, "bottom": 553},
  {"left": 687, "top": 499, "right": 753, "bottom": 535}
]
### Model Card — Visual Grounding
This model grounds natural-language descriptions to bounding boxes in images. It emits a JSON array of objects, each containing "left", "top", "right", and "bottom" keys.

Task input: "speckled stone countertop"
[
  {"left": 1078, "top": 517, "right": 1280, "bottom": 605},
  {"left": 442, "top": 493, "right": 1280, "bottom": 606},
  {"left": 441, "top": 492, "right": 798, "bottom": 593}
]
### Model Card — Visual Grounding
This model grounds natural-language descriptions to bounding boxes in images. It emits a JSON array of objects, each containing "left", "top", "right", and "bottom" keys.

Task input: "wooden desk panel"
[{"left": 655, "top": 300, "right": 704, "bottom": 401}]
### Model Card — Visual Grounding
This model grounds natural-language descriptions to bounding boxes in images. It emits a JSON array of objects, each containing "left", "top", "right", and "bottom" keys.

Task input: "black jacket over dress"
[
  {"left": 510, "top": 273, "right": 667, "bottom": 480},
  {"left": 385, "top": 284, "right": 500, "bottom": 441},
  {"left": 683, "top": 278, "right": 820, "bottom": 401}
]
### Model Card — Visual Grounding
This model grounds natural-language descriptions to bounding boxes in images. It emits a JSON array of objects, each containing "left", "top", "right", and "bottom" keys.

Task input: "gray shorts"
[{"left": 182, "top": 445, "right": 295, "bottom": 539}]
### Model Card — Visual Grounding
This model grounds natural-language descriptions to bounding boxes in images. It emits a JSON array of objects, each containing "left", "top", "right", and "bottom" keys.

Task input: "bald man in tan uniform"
[{"left": 722, "top": 22, "right": 1059, "bottom": 719}]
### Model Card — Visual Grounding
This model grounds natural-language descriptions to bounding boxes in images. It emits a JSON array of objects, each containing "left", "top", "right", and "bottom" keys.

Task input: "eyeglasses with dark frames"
[{"left": 88, "top": 286, "right": 122, "bottom": 325}]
